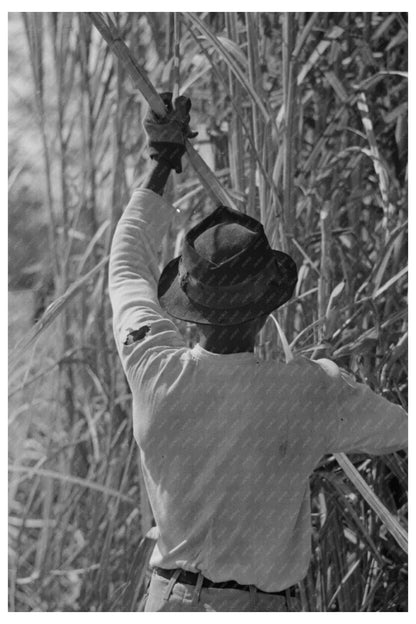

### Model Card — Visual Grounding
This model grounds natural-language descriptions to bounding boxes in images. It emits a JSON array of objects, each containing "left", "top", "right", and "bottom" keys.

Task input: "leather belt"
[{"left": 153, "top": 567, "right": 295, "bottom": 597}]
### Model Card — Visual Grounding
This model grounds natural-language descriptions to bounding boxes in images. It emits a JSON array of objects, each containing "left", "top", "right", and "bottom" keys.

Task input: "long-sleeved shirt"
[{"left": 108, "top": 188, "right": 408, "bottom": 592}]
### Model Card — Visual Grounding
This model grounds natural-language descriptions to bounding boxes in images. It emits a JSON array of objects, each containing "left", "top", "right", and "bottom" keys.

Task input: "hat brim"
[{"left": 158, "top": 251, "right": 297, "bottom": 327}]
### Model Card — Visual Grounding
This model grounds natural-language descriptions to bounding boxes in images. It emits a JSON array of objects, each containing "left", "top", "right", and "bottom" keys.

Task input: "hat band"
[{"left": 178, "top": 257, "right": 278, "bottom": 310}]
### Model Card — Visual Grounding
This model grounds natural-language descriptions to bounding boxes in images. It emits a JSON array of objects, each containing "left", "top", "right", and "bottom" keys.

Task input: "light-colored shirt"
[{"left": 109, "top": 188, "right": 407, "bottom": 592}]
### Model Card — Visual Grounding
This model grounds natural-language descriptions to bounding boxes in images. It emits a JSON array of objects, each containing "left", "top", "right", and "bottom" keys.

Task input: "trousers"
[{"left": 142, "top": 569, "right": 300, "bottom": 612}]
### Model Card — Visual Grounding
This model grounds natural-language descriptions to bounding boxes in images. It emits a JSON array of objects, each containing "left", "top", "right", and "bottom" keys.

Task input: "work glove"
[{"left": 143, "top": 92, "right": 198, "bottom": 173}]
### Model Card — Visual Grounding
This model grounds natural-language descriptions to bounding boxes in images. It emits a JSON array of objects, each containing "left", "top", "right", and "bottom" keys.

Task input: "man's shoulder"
[{"left": 290, "top": 356, "right": 359, "bottom": 395}]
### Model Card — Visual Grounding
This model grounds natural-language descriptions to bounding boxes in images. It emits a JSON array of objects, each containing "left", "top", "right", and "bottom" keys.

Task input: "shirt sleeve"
[
  {"left": 315, "top": 358, "right": 408, "bottom": 455},
  {"left": 108, "top": 188, "right": 185, "bottom": 384}
]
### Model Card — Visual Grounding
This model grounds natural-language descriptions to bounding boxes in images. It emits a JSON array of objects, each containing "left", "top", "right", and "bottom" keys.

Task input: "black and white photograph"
[{"left": 8, "top": 10, "right": 408, "bottom": 613}]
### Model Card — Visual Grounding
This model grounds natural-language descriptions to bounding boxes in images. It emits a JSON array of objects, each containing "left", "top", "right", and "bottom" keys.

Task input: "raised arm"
[
  {"left": 142, "top": 159, "right": 172, "bottom": 196},
  {"left": 108, "top": 93, "right": 197, "bottom": 384}
]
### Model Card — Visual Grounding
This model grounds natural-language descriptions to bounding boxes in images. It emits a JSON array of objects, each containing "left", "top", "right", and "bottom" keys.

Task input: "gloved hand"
[{"left": 143, "top": 92, "right": 198, "bottom": 173}]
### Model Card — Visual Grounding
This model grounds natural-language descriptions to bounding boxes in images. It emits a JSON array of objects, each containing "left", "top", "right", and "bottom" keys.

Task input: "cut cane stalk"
[{"left": 88, "top": 12, "right": 238, "bottom": 211}]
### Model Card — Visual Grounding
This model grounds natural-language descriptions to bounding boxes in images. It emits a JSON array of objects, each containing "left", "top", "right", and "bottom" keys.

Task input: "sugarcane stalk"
[
  {"left": 282, "top": 12, "right": 297, "bottom": 248},
  {"left": 318, "top": 200, "right": 332, "bottom": 343},
  {"left": 226, "top": 13, "right": 245, "bottom": 213},
  {"left": 172, "top": 13, "right": 181, "bottom": 102},
  {"left": 22, "top": 13, "right": 60, "bottom": 280}
]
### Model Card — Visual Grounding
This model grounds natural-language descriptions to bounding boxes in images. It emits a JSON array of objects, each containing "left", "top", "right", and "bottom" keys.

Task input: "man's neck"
[{"left": 198, "top": 334, "right": 255, "bottom": 355}]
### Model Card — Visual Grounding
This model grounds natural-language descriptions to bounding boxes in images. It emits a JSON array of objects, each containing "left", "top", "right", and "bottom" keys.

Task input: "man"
[{"left": 108, "top": 94, "right": 407, "bottom": 612}]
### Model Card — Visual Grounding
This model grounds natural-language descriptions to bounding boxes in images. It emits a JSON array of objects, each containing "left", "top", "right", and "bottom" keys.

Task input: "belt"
[{"left": 153, "top": 567, "right": 295, "bottom": 597}]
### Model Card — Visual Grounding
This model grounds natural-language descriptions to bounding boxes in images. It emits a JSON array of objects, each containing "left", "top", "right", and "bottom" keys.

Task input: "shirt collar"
[{"left": 191, "top": 343, "right": 258, "bottom": 363}]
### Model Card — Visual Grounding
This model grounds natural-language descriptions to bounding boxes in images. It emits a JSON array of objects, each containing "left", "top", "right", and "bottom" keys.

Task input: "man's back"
[{"left": 128, "top": 337, "right": 406, "bottom": 591}]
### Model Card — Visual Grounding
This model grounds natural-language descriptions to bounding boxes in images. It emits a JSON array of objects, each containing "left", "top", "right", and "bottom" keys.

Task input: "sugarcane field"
[{"left": 8, "top": 11, "right": 408, "bottom": 613}]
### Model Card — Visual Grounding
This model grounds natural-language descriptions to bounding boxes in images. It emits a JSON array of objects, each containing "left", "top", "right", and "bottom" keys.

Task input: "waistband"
[{"left": 153, "top": 566, "right": 296, "bottom": 596}]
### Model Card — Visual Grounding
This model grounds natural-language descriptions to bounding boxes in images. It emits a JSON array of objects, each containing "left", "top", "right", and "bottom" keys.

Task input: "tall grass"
[{"left": 9, "top": 12, "right": 407, "bottom": 611}]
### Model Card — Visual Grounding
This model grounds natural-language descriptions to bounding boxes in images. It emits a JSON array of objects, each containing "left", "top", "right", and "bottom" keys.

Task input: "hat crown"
[
  {"left": 158, "top": 205, "right": 298, "bottom": 326},
  {"left": 194, "top": 223, "right": 257, "bottom": 265},
  {"left": 183, "top": 206, "right": 274, "bottom": 285}
]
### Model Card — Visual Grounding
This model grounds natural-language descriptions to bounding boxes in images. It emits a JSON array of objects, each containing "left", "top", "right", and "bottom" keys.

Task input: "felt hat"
[{"left": 158, "top": 205, "right": 297, "bottom": 326}]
